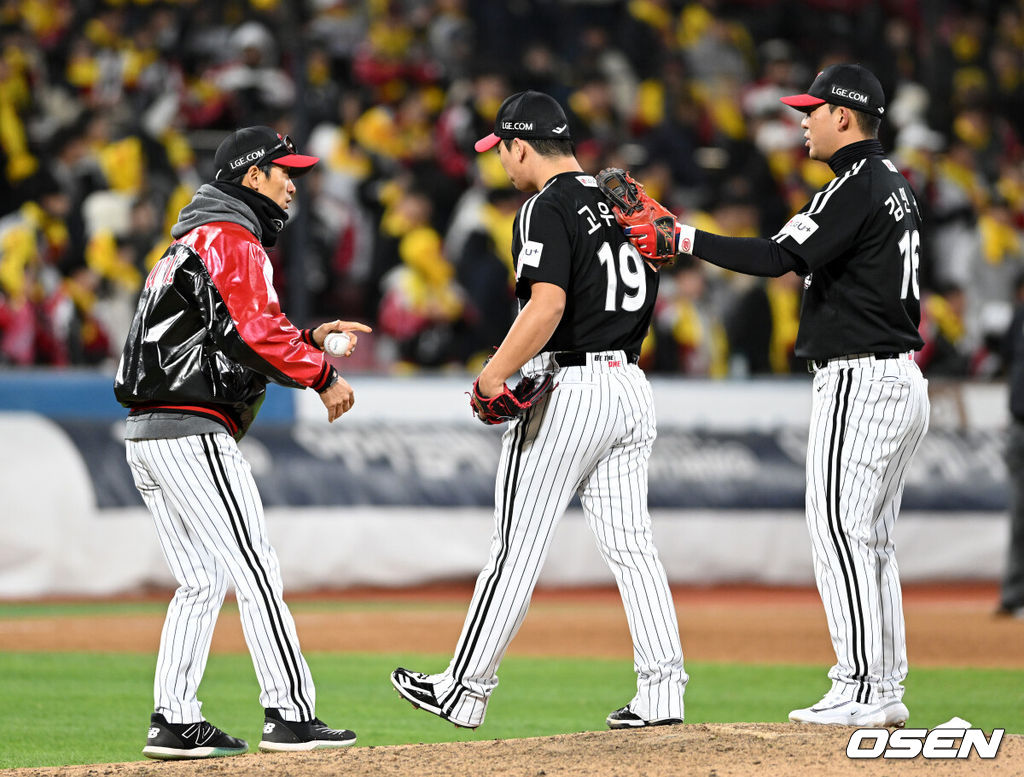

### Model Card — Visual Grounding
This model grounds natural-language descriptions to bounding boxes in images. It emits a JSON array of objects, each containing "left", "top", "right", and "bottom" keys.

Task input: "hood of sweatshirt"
[{"left": 170, "top": 181, "right": 288, "bottom": 247}]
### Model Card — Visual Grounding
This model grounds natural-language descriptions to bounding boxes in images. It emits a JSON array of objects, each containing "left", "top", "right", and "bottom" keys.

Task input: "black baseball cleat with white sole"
[
  {"left": 391, "top": 667, "right": 478, "bottom": 729},
  {"left": 607, "top": 706, "right": 684, "bottom": 729},
  {"left": 143, "top": 712, "right": 248, "bottom": 760},
  {"left": 257, "top": 707, "right": 356, "bottom": 751}
]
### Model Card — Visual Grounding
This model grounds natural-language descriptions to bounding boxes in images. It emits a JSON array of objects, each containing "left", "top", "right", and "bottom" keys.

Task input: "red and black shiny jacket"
[{"left": 114, "top": 221, "right": 336, "bottom": 438}]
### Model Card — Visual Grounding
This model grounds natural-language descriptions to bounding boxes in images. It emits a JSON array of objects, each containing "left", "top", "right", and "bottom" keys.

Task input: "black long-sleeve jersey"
[
  {"left": 693, "top": 139, "right": 925, "bottom": 361},
  {"left": 512, "top": 171, "right": 659, "bottom": 355}
]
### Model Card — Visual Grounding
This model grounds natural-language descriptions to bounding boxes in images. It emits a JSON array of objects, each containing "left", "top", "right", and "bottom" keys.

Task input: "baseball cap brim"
[
  {"left": 273, "top": 152, "right": 319, "bottom": 173},
  {"left": 474, "top": 133, "right": 501, "bottom": 153},
  {"left": 780, "top": 93, "right": 826, "bottom": 110}
]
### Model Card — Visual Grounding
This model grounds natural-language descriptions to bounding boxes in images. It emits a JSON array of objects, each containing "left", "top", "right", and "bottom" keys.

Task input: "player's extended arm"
[
  {"left": 476, "top": 281, "right": 566, "bottom": 397},
  {"left": 610, "top": 190, "right": 811, "bottom": 278},
  {"left": 684, "top": 230, "right": 805, "bottom": 277}
]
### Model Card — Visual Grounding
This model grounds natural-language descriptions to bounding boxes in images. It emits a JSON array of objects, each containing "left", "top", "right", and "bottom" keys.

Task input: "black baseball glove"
[
  {"left": 470, "top": 374, "right": 556, "bottom": 425},
  {"left": 596, "top": 167, "right": 679, "bottom": 264}
]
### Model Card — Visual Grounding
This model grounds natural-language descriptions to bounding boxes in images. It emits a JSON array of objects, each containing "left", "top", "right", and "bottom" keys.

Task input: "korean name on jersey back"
[{"left": 511, "top": 172, "right": 658, "bottom": 355}]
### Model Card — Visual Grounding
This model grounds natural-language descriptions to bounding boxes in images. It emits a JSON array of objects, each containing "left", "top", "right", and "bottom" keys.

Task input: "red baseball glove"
[
  {"left": 596, "top": 168, "right": 680, "bottom": 263},
  {"left": 470, "top": 374, "right": 556, "bottom": 425}
]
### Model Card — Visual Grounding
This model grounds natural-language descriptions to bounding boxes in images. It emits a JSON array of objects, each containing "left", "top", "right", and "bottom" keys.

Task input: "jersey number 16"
[
  {"left": 597, "top": 242, "right": 648, "bottom": 312},
  {"left": 898, "top": 229, "right": 920, "bottom": 301}
]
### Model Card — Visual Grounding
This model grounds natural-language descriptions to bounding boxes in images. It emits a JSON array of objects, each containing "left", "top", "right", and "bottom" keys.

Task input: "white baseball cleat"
[
  {"left": 789, "top": 693, "right": 887, "bottom": 726},
  {"left": 878, "top": 700, "right": 909, "bottom": 727}
]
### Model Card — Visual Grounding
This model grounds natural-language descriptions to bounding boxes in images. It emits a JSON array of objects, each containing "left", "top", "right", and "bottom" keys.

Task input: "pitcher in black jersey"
[
  {"left": 627, "top": 64, "right": 930, "bottom": 728},
  {"left": 391, "top": 90, "right": 688, "bottom": 730}
]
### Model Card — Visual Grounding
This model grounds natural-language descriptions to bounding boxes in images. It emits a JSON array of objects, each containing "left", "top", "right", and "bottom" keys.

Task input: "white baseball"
[{"left": 323, "top": 332, "right": 351, "bottom": 357}]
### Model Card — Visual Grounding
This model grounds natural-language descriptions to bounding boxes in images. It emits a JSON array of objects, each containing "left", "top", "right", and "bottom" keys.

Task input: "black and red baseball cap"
[
  {"left": 780, "top": 63, "right": 886, "bottom": 118},
  {"left": 214, "top": 126, "right": 319, "bottom": 181},
  {"left": 474, "top": 90, "right": 572, "bottom": 153}
]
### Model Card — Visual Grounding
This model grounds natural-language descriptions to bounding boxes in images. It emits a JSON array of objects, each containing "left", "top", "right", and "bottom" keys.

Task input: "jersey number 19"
[{"left": 598, "top": 242, "right": 648, "bottom": 312}]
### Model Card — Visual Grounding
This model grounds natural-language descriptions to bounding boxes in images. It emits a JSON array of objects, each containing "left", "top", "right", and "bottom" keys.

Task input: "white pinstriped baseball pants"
[
  {"left": 806, "top": 354, "right": 929, "bottom": 705},
  {"left": 126, "top": 433, "right": 316, "bottom": 724},
  {"left": 431, "top": 352, "right": 688, "bottom": 727}
]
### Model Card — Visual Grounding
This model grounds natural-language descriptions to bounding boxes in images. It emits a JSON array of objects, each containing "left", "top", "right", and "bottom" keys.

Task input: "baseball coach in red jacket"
[{"left": 115, "top": 126, "right": 367, "bottom": 760}]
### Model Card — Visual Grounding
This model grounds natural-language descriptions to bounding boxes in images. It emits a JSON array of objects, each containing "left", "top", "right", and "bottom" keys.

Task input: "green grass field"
[{"left": 1, "top": 650, "right": 1021, "bottom": 769}]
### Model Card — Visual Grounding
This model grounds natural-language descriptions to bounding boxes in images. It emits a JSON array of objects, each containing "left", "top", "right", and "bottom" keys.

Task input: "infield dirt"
[
  {"left": 1, "top": 583, "right": 1021, "bottom": 776},
  {"left": 3, "top": 724, "right": 1023, "bottom": 777},
  {"left": 1, "top": 582, "right": 1020, "bottom": 667}
]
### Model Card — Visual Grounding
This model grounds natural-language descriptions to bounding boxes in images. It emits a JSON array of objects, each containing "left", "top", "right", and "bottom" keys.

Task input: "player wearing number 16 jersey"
[
  {"left": 391, "top": 90, "right": 688, "bottom": 730},
  {"left": 627, "top": 64, "right": 928, "bottom": 728}
]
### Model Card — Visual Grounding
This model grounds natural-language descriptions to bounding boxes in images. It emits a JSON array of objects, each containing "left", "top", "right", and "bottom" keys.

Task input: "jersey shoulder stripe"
[
  {"left": 802, "top": 174, "right": 844, "bottom": 219},
  {"left": 770, "top": 159, "right": 868, "bottom": 244},
  {"left": 518, "top": 191, "right": 541, "bottom": 246},
  {"left": 517, "top": 179, "right": 558, "bottom": 245},
  {"left": 805, "top": 158, "right": 866, "bottom": 217}
]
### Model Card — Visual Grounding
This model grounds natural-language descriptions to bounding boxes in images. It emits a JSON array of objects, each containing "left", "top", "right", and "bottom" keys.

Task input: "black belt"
[
  {"left": 807, "top": 352, "right": 901, "bottom": 372},
  {"left": 554, "top": 351, "right": 640, "bottom": 367}
]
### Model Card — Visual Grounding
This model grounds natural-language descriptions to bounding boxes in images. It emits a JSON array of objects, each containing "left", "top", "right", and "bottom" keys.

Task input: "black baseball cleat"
[
  {"left": 257, "top": 707, "right": 356, "bottom": 751},
  {"left": 390, "top": 667, "right": 478, "bottom": 729},
  {"left": 143, "top": 712, "right": 248, "bottom": 760},
  {"left": 995, "top": 604, "right": 1024, "bottom": 619},
  {"left": 606, "top": 705, "right": 684, "bottom": 729}
]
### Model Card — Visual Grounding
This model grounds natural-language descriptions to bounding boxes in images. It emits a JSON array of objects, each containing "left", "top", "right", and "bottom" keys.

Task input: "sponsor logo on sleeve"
[
  {"left": 518, "top": 240, "right": 544, "bottom": 272},
  {"left": 778, "top": 213, "right": 819, "bottom": 244},
  {"left": 883, "top": 159, "right": 899, "bottom": 173},
  {"left": 576, "top": 175, "right": 598, "bottom": 187}
]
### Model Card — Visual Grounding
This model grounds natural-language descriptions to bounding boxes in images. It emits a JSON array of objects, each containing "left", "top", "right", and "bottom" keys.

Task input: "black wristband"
[{"left": 315, "top": 366, "right": 340, "bottom": 394}]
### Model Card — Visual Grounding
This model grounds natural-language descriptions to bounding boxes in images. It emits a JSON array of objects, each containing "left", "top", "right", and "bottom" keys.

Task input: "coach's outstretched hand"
[{"left": 313, "top": 319, "right": 372, "bottom": 356}]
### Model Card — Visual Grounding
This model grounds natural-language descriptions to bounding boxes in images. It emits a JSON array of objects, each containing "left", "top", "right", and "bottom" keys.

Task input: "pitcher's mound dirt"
[{"left": 5, "top": 724, "right": 1022, "bottom": 777}]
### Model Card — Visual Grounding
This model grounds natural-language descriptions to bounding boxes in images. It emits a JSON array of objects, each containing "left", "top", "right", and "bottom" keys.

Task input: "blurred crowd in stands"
[{"left": 1, "top": 0, "right": 1022, "bottom": 378}]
